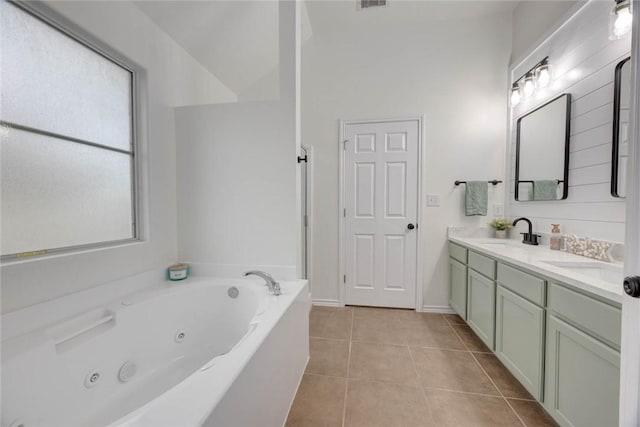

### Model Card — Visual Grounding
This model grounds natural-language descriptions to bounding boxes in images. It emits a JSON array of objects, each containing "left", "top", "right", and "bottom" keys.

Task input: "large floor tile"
[
  {"left": 285, "top": 374, "right": 346, "bottom": 427},
  {"left": 306, "top": 337, "right": 350, "bottom": 377},
  {"left": 353, "top": 306, "right": 422, "bottom": 322},
  {"left": 473, "top": 353, "right": 534, "bottom": 400},
  {"left": 451, "top": 323, "right": 492, "bottom": 352},
  {"left": 443, "top": 313, "right": 466, "bottom": 325},
  {"left": 344, "top": 379, "right": 432, "bottom": 427},
  {"left": 351, "top": 317, "right": 408, "bottom": 345},
  {"left": 424, "top": 389, "right": 523, "bottom": 427},
  {"left": 508, "top": 399, "right": 559, "bottom": 427},
  {"left": 310, "top": 306, "right": 353, "bottom": 340},
  {"left": 404, "top": 320, "right": 467, "bottom": 350},
  {"left": 411, "top": 347, "right": 499, "bottom": 395},
  {"left": 403, "top": 312, "right": 450, "bottom": 325},
  {"left": 348, "top": 342, "right": 418, "bottom": 385}
]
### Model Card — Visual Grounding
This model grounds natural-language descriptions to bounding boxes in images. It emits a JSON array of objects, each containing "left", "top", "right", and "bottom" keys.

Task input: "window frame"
[{"left": 1, "top": 0, "right": 142, "bottom": 261}]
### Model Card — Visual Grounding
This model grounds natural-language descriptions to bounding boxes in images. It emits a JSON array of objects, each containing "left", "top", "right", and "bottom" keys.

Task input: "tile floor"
[{"left": 285, "top": 306, "right": 559, "bottom": 427}]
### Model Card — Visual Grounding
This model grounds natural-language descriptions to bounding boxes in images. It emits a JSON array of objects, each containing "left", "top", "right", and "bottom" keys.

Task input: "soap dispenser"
[{"left": 550, "top": 224, "right": 561, "bottom": 250}]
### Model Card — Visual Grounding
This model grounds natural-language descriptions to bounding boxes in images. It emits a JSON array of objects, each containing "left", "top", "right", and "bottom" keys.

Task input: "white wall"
[
  {"left": 174, "top": 1, "right": 300, "bottom": 277},
  {"left": 511, "top": 0, "right": 582, "bottom": 64},
  {"left": 0, "top": 1, "right": 236, "bottom": 313},
  {"left": 507, "top": 1, "right": 631, "bottom": 243},
  {"left": 302, "top": 6, "right": 512, "bottom": 309}
]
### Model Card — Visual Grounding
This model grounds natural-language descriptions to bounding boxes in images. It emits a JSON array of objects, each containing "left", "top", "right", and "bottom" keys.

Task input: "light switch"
[
  {"left": 427, "top": 194, "right": 440, "bottom": 207},
  {"left": 493, "top": 203, "right": 504, "bottom": 216}
]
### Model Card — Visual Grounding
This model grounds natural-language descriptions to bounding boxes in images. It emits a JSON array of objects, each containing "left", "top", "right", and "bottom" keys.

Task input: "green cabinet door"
[
  {"left": 449, "top": 258, "right": 467, "bottom": 319},
  {"left": 544, "top": 315, "right": 620, "bottom": 427},
  {"left": 467, "top": 269, "right": 496, "bottom": 350},
  {"left": 495, "top": 285, "right": 545, "bottom": 400}
]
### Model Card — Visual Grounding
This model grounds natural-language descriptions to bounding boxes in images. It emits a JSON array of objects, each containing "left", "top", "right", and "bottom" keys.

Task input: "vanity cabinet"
[
  {"left": 448, "top": 258, "right": 467, "bottom": 319},
  {"left": 495, "top": 285, "right": 545, "bottom": 400},
  {"left": 448, "top": 243, "right": 468, "bottom": 319},
  {"left": 495, "top": 263, "right": 546, "bottom": 400},
  {"left": 544, "top": 315, "right": 620, "bottom": 427},
  {"left": 447, "top": 239, "right": 622, "bottom": 427},
  {"left": 544, "top": 282, "right": 621, "bottom": 427},
  {"left": 467, "top": 264, "right": 496, "bottom": 350}
]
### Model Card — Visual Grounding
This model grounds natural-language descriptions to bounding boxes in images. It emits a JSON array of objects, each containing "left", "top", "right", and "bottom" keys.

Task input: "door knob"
[
  {"left": 623, "top": 276, "right": 640, "bottom": 298},
  {"left": 407, "top": 223, "right": 415, "bottom": 230}
]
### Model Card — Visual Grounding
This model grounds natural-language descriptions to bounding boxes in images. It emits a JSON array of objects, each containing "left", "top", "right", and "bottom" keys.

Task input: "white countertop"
[{"left": 449, "top": 235, "right": 623, "bottom": 304}]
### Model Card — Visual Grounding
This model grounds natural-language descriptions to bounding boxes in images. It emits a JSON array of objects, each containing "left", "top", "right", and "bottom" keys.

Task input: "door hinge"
[
  {"left": 304, "top": 214, "right": 308, "bottom": 227},
  {"left": 343, "top": 140, "right": 348, "bottom": 150},
  {"left": 343, "top": 208, "right": 346, "bottom": 217},
  {"left": 343, "top": 274, "right": 346, "bottom": 284}
]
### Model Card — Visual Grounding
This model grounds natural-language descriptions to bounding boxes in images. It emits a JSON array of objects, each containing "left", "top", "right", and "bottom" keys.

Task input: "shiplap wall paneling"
[{"left": 506, "top": 1, "right": 630, "bottom": 243}]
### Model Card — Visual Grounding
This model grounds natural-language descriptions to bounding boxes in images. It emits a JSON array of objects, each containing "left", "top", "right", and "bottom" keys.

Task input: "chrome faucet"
[
  {"left": 244, "top": 270, "right": 282, "bottom": 296},
  {"left": 512, "top": 217, "right": 540, "bottom": 246}
]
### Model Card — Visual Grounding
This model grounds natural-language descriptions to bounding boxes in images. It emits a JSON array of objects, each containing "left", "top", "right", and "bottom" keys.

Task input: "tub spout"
[{"left": 244, "top": 271, "right": 281, "bottom": 296}]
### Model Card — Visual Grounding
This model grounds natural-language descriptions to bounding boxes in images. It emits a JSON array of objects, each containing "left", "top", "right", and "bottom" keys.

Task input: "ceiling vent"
[{"left": 358, "top": 0, "right": 387, "bottom": 10}]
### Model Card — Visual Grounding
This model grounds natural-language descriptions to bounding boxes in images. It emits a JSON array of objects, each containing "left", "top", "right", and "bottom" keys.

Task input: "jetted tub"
[{"left": 1, "top": 276, "right": 310, "bottom": 427}]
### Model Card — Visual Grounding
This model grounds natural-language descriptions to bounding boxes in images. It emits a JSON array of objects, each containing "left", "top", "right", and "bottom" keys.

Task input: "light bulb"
[
  {"left": 536, "top": 64, "right": 551, "bottom": 88},
  {"left": 611, "top": 0, "right": 632, "bottom": 39},
  {"left": 615, "top": 8, "right": 632, "bottom": 33},
  {"left": 523, "top": 75, "right": 535, "bottom": 98},
  {"left": 511, "top": 86, "right": 521, "bottom": 107}
]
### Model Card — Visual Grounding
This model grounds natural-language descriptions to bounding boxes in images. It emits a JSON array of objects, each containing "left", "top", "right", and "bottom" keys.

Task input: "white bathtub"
[{"left": 1, "top": 276, "right": 310, "bottom": 427}]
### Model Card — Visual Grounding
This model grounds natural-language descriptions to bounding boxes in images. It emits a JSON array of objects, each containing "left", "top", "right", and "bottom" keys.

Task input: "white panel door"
[{"left": 344, "top": 119, "right": 419, "bottom": 308}]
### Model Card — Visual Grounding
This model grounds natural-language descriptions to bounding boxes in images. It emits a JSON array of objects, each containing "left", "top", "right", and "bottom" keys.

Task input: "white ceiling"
[
  {"left": 133, "top": 1, "right": 518, "bottom": 96},
  {"left": 134, "top": 1, "right": 281, "bottom": 97},
  {"left": 304, "top": 0, "right": 519, "bottom": 35}
]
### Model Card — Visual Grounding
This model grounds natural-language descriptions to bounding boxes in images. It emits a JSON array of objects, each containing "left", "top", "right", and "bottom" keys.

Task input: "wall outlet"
[
  {"left": 427, "top": 194, "right": 440, "bottom": 207},
  {"left": 493, "top": 203, "right": 504, "bottom": 217}
]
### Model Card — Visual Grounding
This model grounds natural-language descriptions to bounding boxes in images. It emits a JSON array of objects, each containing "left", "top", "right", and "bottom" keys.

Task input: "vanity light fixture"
[
  {"left": 510, "top": 56, "right": 551, "bottom": 108},
  {"left": 535, "top": 60, "right": 551, "bottom": 88},
  {"left": 522, "top": 74, "right": 536, "bottom": 98},
  {"left": 510, "top": 83, "right": 522, "bottom": 106},
  {"left": 610, "top": 0, "right": 632, "bottom": 39}
]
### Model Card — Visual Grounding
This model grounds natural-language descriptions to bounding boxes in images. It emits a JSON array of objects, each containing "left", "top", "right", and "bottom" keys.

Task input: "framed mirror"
[
  {"left": 612, "top": 57, "right": 631, "bottom": 198},
  {"left": 515, "top": 93, "right": 571, "bottom": 201}
]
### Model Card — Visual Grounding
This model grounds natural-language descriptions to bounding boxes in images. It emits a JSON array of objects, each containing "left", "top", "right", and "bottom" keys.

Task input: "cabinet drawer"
[
  {"left": 497, "top": 263, "right": 545, "bottom": 306},
  {"left": 448, "top": 242, "right": 468, "bottom": 264},
  {"left": 548, "top": 282, "right": 621, "bottom": 350},
  {"left": 468, "top": 251, "right": 496, "bottom": 279}
]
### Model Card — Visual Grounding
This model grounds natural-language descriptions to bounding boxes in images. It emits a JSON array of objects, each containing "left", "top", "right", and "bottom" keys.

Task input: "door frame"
[
  {"left": 338, "top": 116, "right": 425, "bottom": 311},
  {"left": 620, "top": 2, "right": 640, "bottom": 424},
  {"left": 300, "top": 144, "right": 314, "bottom": 290}
]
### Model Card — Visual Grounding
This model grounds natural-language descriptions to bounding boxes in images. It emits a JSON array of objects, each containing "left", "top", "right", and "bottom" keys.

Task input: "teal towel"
[
  {"left": 533, "top": 180, "right": 558, "bottom": 201},
  {"left": 465, "top": 181, "right": 488, "bottom": 216}
]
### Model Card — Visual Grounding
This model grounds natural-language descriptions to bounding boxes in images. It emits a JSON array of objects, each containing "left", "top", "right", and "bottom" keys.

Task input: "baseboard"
[
  {"left": 421, "top": 305, "right": 455, "bottom": 314},
  {"left": 312, "top": 299, "right": 343, "bottom": 307},
  {"left": 311, "top": 300, "right": 453, "bottom": 312}
]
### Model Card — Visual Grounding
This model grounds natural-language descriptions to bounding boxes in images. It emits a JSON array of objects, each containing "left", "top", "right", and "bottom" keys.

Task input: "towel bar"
[
  {"left": 455, "top": 180, "right": 502, "bottom": 186},
  {"left": 517, "top": 179, "right": 563, "bottom": 186}
]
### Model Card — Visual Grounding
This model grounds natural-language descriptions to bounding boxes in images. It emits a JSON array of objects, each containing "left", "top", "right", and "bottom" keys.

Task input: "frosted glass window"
[
  {"left": 1, "top": 1, "right": 132, "bottom": 151},
  {"left": 0, "top": 2, "right": 137, "bottom": 257}
]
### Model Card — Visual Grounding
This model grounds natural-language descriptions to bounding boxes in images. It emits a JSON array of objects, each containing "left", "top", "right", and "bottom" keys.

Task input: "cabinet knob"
[
  {"left": 407, "top": 223, "right": 415, "bottom": 230},
  {"left": 623, "top": 276, "right": 640, "bottom": 298}
]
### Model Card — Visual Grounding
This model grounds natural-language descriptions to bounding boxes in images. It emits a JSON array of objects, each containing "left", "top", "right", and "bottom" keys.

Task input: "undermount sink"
[
  {"left": 480, "top": 243, "right": 509, "bottom": 249},
  {"left": 477, "top": 240, "right": 522, "bottom": 249},
  {"left": 540, "top": 260, "right": 623, "bottom": 284}
]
